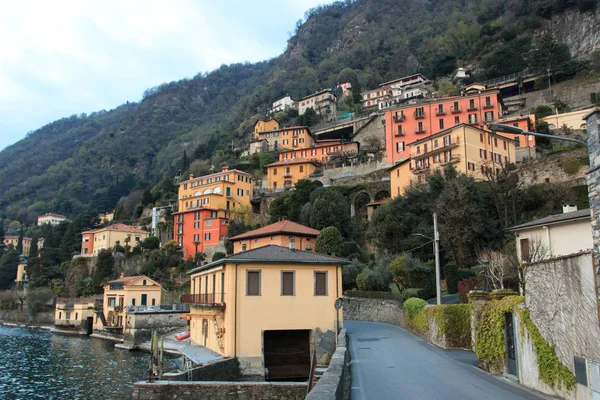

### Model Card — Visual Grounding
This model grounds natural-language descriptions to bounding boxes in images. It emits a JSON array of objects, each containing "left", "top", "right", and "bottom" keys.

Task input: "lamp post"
[
  {"left": 411, "top": 212, "right": 441, "bottom": 305},
  {"left": 487, "top": 123, "right": 587, "bottom": 147}
]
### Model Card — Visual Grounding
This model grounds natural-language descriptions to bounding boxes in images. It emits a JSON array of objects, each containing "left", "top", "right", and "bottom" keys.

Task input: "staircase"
[{"left": 95, "top": 311, "right": 108, "bottom": 326}]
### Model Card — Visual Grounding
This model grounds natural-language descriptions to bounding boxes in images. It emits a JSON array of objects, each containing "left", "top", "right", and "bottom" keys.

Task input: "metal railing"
[
  {"left": 127, "top": 304, "right": 190, "bottom": 313},
  {"left": 181, "top": 293, "right": 226, "bottom": 306}
]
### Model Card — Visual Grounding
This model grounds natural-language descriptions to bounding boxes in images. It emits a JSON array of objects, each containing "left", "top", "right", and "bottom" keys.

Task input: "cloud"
[{"left": 0, "top": 0, "right": 326, "bottom": 150}]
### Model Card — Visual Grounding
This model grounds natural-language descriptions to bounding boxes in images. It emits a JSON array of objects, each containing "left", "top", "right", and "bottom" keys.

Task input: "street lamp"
[
  {"left": 411, "top": 212, "right": 441, "bottom": 305},
  {"left": 487, "top": 123, "right": 587, "bottom": 147}
]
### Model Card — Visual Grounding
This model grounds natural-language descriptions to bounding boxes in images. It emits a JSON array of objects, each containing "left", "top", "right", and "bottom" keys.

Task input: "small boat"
[{"left": 176, "top": 331, "right": 190, "bottom": 341}]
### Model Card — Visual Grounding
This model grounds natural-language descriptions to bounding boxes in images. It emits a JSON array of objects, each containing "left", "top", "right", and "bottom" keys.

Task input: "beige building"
[
  {"left": 3, "top": 236, "right": 44, "bottom": 257},
  {"left": 182, "top": 245, "right": 348, "bottom": 380},
  {"left": 15, "top": 259, "right": 27, "bottom": 286},
  {"left": 540, "top": 108, "right": 594, "bottom": 130},
  {"left": 508, "top": 206, "right": 592, "bottom": 262},
  {"left": 298, "top": 89, "right": 337, "bottom": 116},
  {"left": 37, "top": 213, "right": 68, "bottom": 226},
  {"left": 230, "top": 220, "right": 320, "bottom": 253},
  {"left": 55, "top": 298, "right": 98, "bottom": 334},
  {"left": 95, "top": 275, "right": 162, "bottom": 332},
  {"left": 388, "top": 124, "right": 516, "bottom": 197},
  {"left": 81, "top": 223, "right": 149, "bottom": 256}
]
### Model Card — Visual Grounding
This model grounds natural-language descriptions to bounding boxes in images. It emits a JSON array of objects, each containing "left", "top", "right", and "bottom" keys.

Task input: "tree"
[
  {"left": 309, "top": 189, "right": 350, "bottom": 235},
  {"left": 92, "top": 249, "right": 115, "bottom": 291},
  {"left": 181, "top": 150, "right": 190, "bottom": 173},
  {"left": 388, "top": 254, "right": 411, "bottom": 293},
  {"left": 315, "top": 226, "right": 343, "bottom": 256},
  {"left": 529, "top": 34, "right": 574, "bottom": 79},
  {"left": 478, "top": 249, "right": 516, "bottom": 290},
  {"left": 141, "top": 236, "right": 160, "bottom": 251},
  {"left": 288, "top": 179, "right": 317, "bottom": 222},
  {"left": 0, "top": 219, "right": 5, "bottom": 257},
  {"left": 26, "top": 288, "right": 53, "bottom": 319},
  {"left": 342, "top": 259, "right": 365, "bottom": 290},
  {"left": 0, "top": 250, "right": 20, "bottom": 290},
  {"left": 356, "top": 260, "right": 392, "bottom": 292},
  {"left": 268, "top": 195, "right": 290, "bottom": 223},
  {"left": 29, "top": 237, "right": 39, "bottom": 259},
  {"left": 15, "top": 230, "right": 23, "bottom": 254}
]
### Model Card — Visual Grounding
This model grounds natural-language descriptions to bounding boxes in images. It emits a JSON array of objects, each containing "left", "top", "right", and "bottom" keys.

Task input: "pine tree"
[
  {"left": 92, "top": 249, "right": 115, "bottom": 292},
  {"left": 29, "top": 237, "right": 39, "bottom": 259},
  {"left": 0, "top": 220, "right": 5, "bottom": 257},
  {"left": 181, "top": 150, "right": 190, "bottom": 173},
  {"left": 15, "top": 230, "right": 24, "bottom": 254}
]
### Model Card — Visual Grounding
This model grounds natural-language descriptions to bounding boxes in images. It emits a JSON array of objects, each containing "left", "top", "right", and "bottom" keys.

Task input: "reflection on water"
[{"left": 0, "top": 324, "right": 178, "bottom": 399}]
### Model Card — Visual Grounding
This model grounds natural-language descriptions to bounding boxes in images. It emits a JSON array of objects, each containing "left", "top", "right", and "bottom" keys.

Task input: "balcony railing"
[
  {"left": 441, "top": 155, "right": 461, "bottom": 164},
  {"left": 395, "top": 131, "right": 405, "bottom": 137},
  {"left": 467, "top": 106, "right": 478, "bottom": 111},
  {"left": 415, "top": 127, "right": 427, "bottom": 134},
  {"left": 483, "top": 104, "right": 494, "bottom": 109},
  {"left": 393, "top": 114, "right": 405, "bottom": 122},
  {"left": 414, "top": 112, "right": 426, "bottom": 120},
  {"left": 436, "top": 110, "right": 446, "bottom": 116},
  {"left": 283, "top": 172, "right": 292, "bottom": 178},
  {"left": 451, "top": 107, "right": 462, "bottom": 114},
  {"left": 181, "top": 293, "right": 226, "bottom": 306}
]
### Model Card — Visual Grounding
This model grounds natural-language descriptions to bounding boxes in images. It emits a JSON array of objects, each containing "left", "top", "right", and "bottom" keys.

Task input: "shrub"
[
  {"left": 403, "top": 297, "right": 428, "bottom": 319},
  {"left": 428, "top": 304, "right": 472, "bottom": 348},
  {"left": 403, "top": 297, "right": 429, "bottom": 331}
]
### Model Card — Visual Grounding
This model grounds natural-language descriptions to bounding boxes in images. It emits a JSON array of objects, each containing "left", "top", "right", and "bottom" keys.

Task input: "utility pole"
[{"left": 433, "top": 213, "right": 441, "bottom": 305}]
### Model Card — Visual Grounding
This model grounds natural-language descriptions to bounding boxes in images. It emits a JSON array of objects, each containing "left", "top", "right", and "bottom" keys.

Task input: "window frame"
[
  {"left": 246, "top": 270, "right": 261, "bottom": 296},
  {"left": 314, "top": 271, "right": 328, "bottom": 296},
  {"left": 281, "top": 270, "right": 295, "bottom": 296}
]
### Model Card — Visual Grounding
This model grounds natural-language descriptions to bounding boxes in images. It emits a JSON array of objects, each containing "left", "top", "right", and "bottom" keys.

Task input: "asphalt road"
[
  {"left": 427, "top": 293, "right": 459, "bottom": 305},
  {"left": 346, "top": 321, "right": 546, "bottom": 400}
]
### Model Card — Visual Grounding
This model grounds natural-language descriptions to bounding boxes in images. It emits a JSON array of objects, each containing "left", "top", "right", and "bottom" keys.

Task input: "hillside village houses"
[
  {"left": 173, "top": 166, "right": 254, "bottom": 259},
  {"left": 80, "top": 223, "right": 149, "bottom": 257},
  {"left": 3, "top": 236, "right": 44, "bottom": 257},
  {"left": 229, "top": 220, "right": 320, "bottom": 253},
  {"left": 181, "top": 244, "right": 348, "bottom": 380},
  {"left": 271, "top": 95, "right": 296, "bottom": 113},
  {"left": 37, "top": 213, "right": 68, "bottom": 226},
  {"left": 298, "top": 88, "right": 337, "bottom": 116},
  {"left": 389, "top": 124, "right": 517, "bottom": 196},
  {"left": 362, "top": 73, "right": 432, "bottom": 110}
]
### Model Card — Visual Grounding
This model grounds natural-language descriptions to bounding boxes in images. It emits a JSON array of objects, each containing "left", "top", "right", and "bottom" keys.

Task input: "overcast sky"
[{"left": 0, "top": 0, "right": 326, "bottom": 151}]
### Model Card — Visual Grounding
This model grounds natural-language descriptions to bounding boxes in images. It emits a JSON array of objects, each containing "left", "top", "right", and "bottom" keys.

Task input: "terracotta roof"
[
  {"left": 107, "top": 275, "right": 159, "bottom": 286},
  {"left": 187, "top": 245, "right": 349, "bottom": 275},
  {"left": 265, "top": 158, "right": 319, "bottom": 168},
  {"left": 508, "top": 209, "right": 591, "bottom": 231},
  {"left": 230, "top": 220, "right": 320, "bottom": 241},
  {"left": 83, "top": 223, "right": 148, "bottom": 235},
  {"left": 180, "top": 168, "right": 253, "bottom": 184}
]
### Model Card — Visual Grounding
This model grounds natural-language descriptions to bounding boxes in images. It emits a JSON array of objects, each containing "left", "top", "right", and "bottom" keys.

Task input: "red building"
[{"left": 173, "top": 208, "right": 230, "bottom": 260}]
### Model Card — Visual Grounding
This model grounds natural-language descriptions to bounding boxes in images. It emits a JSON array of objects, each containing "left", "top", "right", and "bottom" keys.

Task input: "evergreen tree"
[
  {"left": 92, "top": 249, "right": 115, "bottom": 292},
  {"left": 0, "top": 219, "right": 5, "bottom": 257},
  {"left": 29, "top": 237, "right": 39, "bottom": 259},
  {"left": 181, "top": 150, "right": 190, "bottom": 173},
  {"left": 0, "top": 250, "right": 19, "bottom": 290},
  {"left": 309, "top": 189, "right": 351, "bottom": 236},
  {"left": 315, "top": 226, "right": 343, "bottom": 256},
  {"left": 15, "top": 230, "right": 24, "bottom": 254}
]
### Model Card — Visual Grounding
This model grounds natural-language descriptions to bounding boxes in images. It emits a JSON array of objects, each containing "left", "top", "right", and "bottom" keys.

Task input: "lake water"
[{"left": 0, "top": 324, "right": 178, "bottom": 399}]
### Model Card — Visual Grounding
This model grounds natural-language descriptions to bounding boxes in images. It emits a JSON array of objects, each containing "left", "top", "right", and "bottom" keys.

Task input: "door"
[
  {"left": 86, "top": 317, "right": 94, "bottom": 335},
  {"left": 141, "top": 294, "right": 147, "bottom": 306},
  {"left": 505, "top": 313, "right": 518, "bottom": 377},
  {"left": 263, "top": 330, "right": 310, "bottom": 381}
]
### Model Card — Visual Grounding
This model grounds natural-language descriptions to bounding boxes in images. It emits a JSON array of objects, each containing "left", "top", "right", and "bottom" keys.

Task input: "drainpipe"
[
  {"left": 336, "top": 264, "right": 340, "bottom": 335},
  {"left": 234, "top": 264, "right": 238, "bottom": 358}
]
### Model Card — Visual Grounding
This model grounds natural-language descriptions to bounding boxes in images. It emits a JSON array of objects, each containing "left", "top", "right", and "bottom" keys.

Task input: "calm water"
[{"left": 0, "top": 324, "right": 179, "bottom": 400}]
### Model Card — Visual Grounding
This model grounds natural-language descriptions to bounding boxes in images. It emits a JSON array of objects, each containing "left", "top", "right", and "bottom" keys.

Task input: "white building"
[
  {"left": 37, "top": 213, "right": 68, "bottom": 226},
  {"left": 272, "top": 96, "right": 296, "bottom": 113},
  {"left": 508, "top": 206, "right": 592, "bottom": 262}
]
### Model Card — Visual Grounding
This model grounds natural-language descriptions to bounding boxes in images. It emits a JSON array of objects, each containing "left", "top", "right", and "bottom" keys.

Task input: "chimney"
[
  {"left": 562, "top": 204, "right": 578, "bottom": 214},
  {"left": 222, "top": 166, "right": 229, "bottom": 172},
  {"left": 189, "top": 174, "right": 194, "bottom": 180},
  {"left": 289, "top": 241, "right": 296, "bottom": 250}
]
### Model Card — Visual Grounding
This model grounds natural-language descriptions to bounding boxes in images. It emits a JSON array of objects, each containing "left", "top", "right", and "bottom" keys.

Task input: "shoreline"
[{"left": 0, "top": 321, "right": 54, "bottom": 331}]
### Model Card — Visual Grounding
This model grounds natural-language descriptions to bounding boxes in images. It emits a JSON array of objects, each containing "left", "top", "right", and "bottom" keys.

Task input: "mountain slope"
[{"left": 0, "top": 0, "right": 598, "bottom": 222}]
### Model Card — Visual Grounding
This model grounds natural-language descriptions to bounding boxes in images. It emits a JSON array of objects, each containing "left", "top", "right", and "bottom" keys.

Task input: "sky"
[{"left": 0, "top": 0, "right": 327, "bottom": 151}]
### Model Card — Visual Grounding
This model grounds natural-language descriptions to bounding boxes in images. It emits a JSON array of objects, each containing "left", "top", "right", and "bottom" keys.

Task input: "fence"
[
  {"left": 180, "top": 294, "right": 225, "bottom": 305},
  {"left": 128, "top": 304, "right": 190, "bottom": 313}
]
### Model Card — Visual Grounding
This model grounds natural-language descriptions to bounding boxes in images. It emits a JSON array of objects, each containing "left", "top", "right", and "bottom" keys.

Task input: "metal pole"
[{"left": 433, "top": 213, "right": 441, "bottom": 305}]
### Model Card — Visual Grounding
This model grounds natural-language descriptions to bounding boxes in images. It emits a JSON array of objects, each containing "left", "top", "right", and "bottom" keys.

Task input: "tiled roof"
[
  {"left": 107, "top": 275, "right": 159, "bottom": 286},
  {"left": 508, "top": 208, "right": 591, "bottom": 231},
  {"left": 187, "top": 245, "right": 349, "bottom": 275},
  {"left": 230, "top": 220, "right": 320, "bottom": 241},
  {"left": 83, "top": 223, "right": 148, "bottom": 235},
  {"left": 265, "top": 158, "right": 319, "bottom": 167}
]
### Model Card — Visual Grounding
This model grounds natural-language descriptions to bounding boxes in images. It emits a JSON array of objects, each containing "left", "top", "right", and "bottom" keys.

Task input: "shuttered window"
[
  {"left": 315, "top": 272, "right": 327, "bottom": 296},
  {"left": 247, "top": 270, "right": 261, "bottom": 296},
  {"left": 281, "top": 271, "right": 295, "bottom": 296}
]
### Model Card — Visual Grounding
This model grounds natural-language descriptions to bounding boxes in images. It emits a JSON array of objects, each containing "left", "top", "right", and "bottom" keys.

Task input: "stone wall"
[
  {"left": 316, "top": 161, "right": 390, "bottom": 186},
  {"left": 585, "top": 109, "right": 600, "bottom": 267},
  {"left": 518, "top": 148, "right": 588, "bottom": 186},
  {"left": 549, "top": 7, "right": 600, "bottom": 60},
  {"left": 306, "top": 329, "right": 351, "bottom": 400},
  {"left": 162, "top": 358, "right": 239, "bottom": 382},
  {"left": 342, "top": 296, "right": 405, "bottom": 327},
  {"left": 132, "top": 381, "right": 306, "bottom": 400},
  {"left": 123, "top": 310, "right": 188, "bottom": 348}
]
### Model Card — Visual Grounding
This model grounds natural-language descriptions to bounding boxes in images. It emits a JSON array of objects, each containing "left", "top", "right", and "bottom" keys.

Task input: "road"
[
  {"left": 427, "top": 293, "right": 459, "bottom": 305},
  {"left": 346, "top": 321, "right": 546, "bottom": 400}
]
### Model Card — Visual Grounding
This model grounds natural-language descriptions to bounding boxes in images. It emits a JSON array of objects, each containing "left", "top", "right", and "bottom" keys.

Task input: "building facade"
[
  {"left": 37, "top": 213, "right": 68, "bottom": 226},
  {"left": 272, "top": 96, "right": 296, "bottom": 112},
  {"left": 251, "top": 123, "right": 316, "bottom": 153},
  {"left": 182, "top": 245, "right": 347, "bottom": 379},
  {"left": 95, "top": 275, "right": 162, "bottom": 332},
  {"left": 298, "top": 89, "right": 337, "bottom": 116},
  {"left": 229, "top": 220, "right": 320, "bottom": 253},
  {"left": 80, "top": 224, "right": 149, "bottom": 256},
  {"left": 265, "top": 159, "right": 319, "bottom": 190},
  {"left": 55, "top": 298, "right": 98, "bottom": 333},
  {"left": 277, "top": 141, "right": 359, "bottom": 164},
  {"left": 175, "top": 167, "right": 254, "bottom": 258},
  {"left": 389, "top": 124, "right": 516, "bottom": 196},
  {"left": 3, "top": 236, "right": 44, "bottom": 257}
]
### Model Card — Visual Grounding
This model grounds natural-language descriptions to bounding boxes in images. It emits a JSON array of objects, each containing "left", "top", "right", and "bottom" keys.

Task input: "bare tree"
[
  {"left": 479, "top": 249, "right": 517, "bottom": 290},
  {"left": 507, "top": 237, "right": 549, "bottom": 295},
  {"left": 480, "top": 161, "right": 521, "bottom": 229}
]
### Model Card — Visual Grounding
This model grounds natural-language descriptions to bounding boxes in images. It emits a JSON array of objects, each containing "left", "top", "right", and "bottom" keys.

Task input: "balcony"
[
  {"left": 436, "top": 109, "right": 446, "bottom": 116},
  {"left": 483, "top": 104, "right": 494, "bottom": 109},
  {"left": 467, "top": 106, "right": 478, "bottom": 111},
  {"left": 414, "top": 112, "right": 426, "bottom": 120},
  {"left": 441, "top": 155, "right": 461, "bottom": 165},
  {"left": 413, "top": 139, "right": 460, "bottom": 160},
  {"left": 393, "top": 114, "right": 405, "bottom": 122},
  {"left": 181, "top": 293, "right": 226, "bottom": 307},
  {"left": 394, "top": 131, "right": 405, "bottom": 137},
  {"left": 283, "top": 172, "right": 292, "bottom": 178},
  {"left": 451, "top": 107, "right": 462, "bottom": 114},
  {"left": 415, "top": 127, "right": 427, "bottom": 134},
  {"left": 412, "top": 164, "right": 431, "bottom": 174}
]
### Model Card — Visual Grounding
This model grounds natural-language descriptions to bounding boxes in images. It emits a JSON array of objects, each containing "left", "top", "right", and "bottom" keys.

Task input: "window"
[
  {"left": 397, "top": 125, "right": 403, "bottom": 136},
  {"left": 315, "top": 272, "right": 327, "bottom": 296},
  {"left": 468, "top": 162, "right": 475, "bottom": 171},
  {"left": 194, "top": 234, "right": 199, "bottom": 242},
  {"left": 281, "top": 271, "right": 295, "bottom": 296},
  {"left": 108, "top": 297, "right": 116, "bottom": 307},
  {"left": 396, "top": 141, "right": 405, "bottom": 152},
  {"left": 468, "top": 114, "right": 478, "bottom": 124},
  {"left": 480, "top": 149, "right": 486, "bottom": 159},
  {"left": 438, "top": 104, "right": 444, "bottom": 113},
  {"left": 247, "top": 270, "right": 261, "bottom": 296},
  {"left": 152, "top": 298, "right": 156, "bottom": 306},
  {"left": 469, "top": 99, "right": 475, "bottom": 109},
  {"left": 204, "top": 233, "right": 211, "bottom": 241},
  {"left": 494, "top": 137, "right": 498, "bottom": 146},
  {"left": 66, "top": 312, "right": 71, "bottom": 320},
  {"left": 206, "top": 219, "right": 213, "bottom": 227},
  {"left": 480, "top": 133, "right": 484, "bottom": 143},
  {"left": 273, "top": 168, "right": 277, "bottom": 176},
  {"left": 439, "top": 119, "right": 444, "bottom": 129},
  {"left": 75, "top": 313, "right": 78, "bottom": 320},
  {"left": 299, "top": 165, "right": 304, "bottom": 173},
  {"left": 142, "top": 280, "right": 147, "bottom": 286},
  {"left": 443, "top": 135, "right": 451, "bottom": 146},
  {"left": 424, "top": 144, "right": 428, "bottom": 153},
  {"left": 453, "top": 101, "right": 459, "bottom": 111},
  {"left": 59, "top": 312, "right": 62, "bottom": 320},
  {"left": 417, "top": 121, "right": 423, "bottom": 132},
  {"left": 485, "top": 96, "right": 491, "bottom": 106},
  {"left": 503, "top": 141, "right": 507, "bottom": 150},
  {"left": 485, "top": 111, "right": 494, "bottom": 122},
  {"left": 241, "top": 243, "right": 247, "bottom": 251},
  {"left": 520, "top": 238, "right": 530, "bottom": 262},
  {"left": 417, "top": 145, "right": 421, "bottom": 155},
  {"left": 194, "top": 222, "right": 200, "bottom": 229}
]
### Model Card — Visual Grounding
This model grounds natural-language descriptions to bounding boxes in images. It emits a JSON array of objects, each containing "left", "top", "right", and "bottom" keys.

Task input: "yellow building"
[
  {"left": 251, "top": 124, "right": 316, "bottom": 154},
  {"left": 177, "top": 166, "right": 254, "bottom": 213},
  {"left": 182, "top": 245, "right": 348, "bottom": 379},
  {"left": 15, "top": 260, "right": 27, "bottom": 286},
  {"left": 540, "top": 107, "right": 594, "bottom": 130},
  {"left": 298, "top": 89, "right": 337, "bottom": 116},
  {"left": 3, "top": 236, "right": 44, "bottom": 257},
  {"left": 94, "top": 275, "right": 162, "bottom": 332},
  {"left": 98, "top": 211, "right": 115, "bottom": 224},
  {"left": 266, "top": 159, "right": 319, "bottom": 190},
  {"left": 254, "top": 118, "right": 280, "bottom": 135},
  {"left": 81, "top": 224, "right": 149, "bottom": 256},
  {"left": 55, "top": 298, "right": 98, "bottom": 334},
  {"left": 230, "top": 220, "right": 320, "bottom": 253},
  {"left": 389, "top": 124, "right": 516, "bottom": 197}
]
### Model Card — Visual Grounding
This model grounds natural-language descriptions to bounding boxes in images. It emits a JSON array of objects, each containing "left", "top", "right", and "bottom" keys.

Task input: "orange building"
[
  {"left": 277, "top": 141, "right": 359, "bottom": 164},
  {"left": 265, "top": 159, "right": 319, "bottom": 190},
  {"left": 494, "top": 114, "right": 537, "bottom": 148},
  {"left": 229, "top": 220, "right": 320, "bottom": 253},
  {"left": 175, "top": 167, "right": 254, "bottom": 259},
  {"left": 80, "top": 224, "right": 149, "bottom": 256},
  {"left": 389, "top": 124, "right": 516, "bottom": 196}
]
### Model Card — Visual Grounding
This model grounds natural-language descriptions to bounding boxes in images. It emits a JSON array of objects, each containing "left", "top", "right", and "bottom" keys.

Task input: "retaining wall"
[
  {"left": 132, "top": 381, "right": 306, "bottom": 400},
  {"left": 342, "top": 296, "right": 405, "bottom": 327},
  {"left": 123, "top": 310, "right": 188, "bottom": 348},
  {"left": 162, "top": 358, "right": 239, "bottom": 382},
  {"left": 306, "top": 329, "right": 351, "bottom": 400}
]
